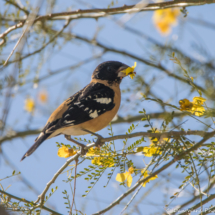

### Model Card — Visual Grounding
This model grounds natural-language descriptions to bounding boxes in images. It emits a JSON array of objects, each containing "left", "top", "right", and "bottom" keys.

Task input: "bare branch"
[
  {"left": 1, "top": 129, "right": 211, "bottom": 147},
  {"left": 0, "top": 21, "right": 24, "bottom": 46},
  {"left": 1, "top": 0, "right": 215, "bottom": 48},
  {"left": 0, "top": 190, "right": 61, "bottom": 215},
  {"left": 178, "top": 194, "right": 215, "bottom": 215},
  {"left": 3, "top": 18, "right": 70, "bottom": 66},
  {"left": 34, "top": 0, "right": 215, "bottom": 22},
  {"left": 5, "top": 0, "right": 29, "bottom": 15},
  {"left": 175, "top": 177, "right": 215, "bottom": 212},
  {"left": 100, "top": 130, "right": 211, "bottom": 143},
  {"left": 200, "top": 205, "right": 215, "bottom": 215}
]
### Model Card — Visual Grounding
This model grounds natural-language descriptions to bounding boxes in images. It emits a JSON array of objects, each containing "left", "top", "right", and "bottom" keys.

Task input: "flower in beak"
[{"left": 121, "top": 62, "right": 137, "bottom": 79}]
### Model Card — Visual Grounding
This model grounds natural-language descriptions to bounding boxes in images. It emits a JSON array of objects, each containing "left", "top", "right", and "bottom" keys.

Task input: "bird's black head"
[{"left": 91, "top": 61, "right": 131, "bottom": 85}]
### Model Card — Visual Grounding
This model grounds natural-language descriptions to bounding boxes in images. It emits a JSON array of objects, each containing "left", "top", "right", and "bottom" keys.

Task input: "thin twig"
[
  {"left": 3, "top": 18, "right": 70, "bottom": 66},
  {"left": 178, "top": 194, "right": 215, "bottom": 215},
  {"left": 69, "top": 159, "right": 78, "bottom": 215},
  {"left": 1, "top": 0, "right": 215, "bottom": 47},
  {"left": 3, "top": 6, "right": 38, "bottom": 66},
  {"left": 174, "top": 177, "right": 215, "bottom": 213},
  {"left": 0, "top": 190, "right": 62, "bottom": 215},
  {"left": 120, "top": 184, "right": 143, "bottom": 215},
  {"left": 34, "top": 142, "right": 95, "bottom": 206},
  {"left": 4, "top": 0, "right": 29, "bottom": 15},
  {"left": 0, "top": 21, "right": 25, "bottom": 46},
  {"left": 92, "top": 131, "right": 215, "bottom": 215},
  {"left": 33, "top": 0, "right": 215, "bottom": 22}
]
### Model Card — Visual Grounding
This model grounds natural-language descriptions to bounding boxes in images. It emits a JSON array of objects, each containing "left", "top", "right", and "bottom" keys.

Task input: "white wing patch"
[
  {"left": 38, "top": 132, "right": 44, "bottom": 138},
  {"left": 64, "top": 120, "right": 75, "bottom": 124},
  {"left": 74, "top": 102, "right": 81, "bottom": 105},
  {"left": 94, "top": 98, "right": 112, "bottom": 104},
  {"left": 89, "top": 110, "right": 98, "bottom": 118},
  {"left": 84, "top": 107, "right": 89, "bottom": 111},
  {"left": 64, "top": 114, "right": 70, "bottom": 118}
]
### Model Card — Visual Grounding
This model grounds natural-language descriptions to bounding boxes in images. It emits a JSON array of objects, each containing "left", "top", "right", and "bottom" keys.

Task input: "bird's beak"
[
  {"left": 118, "top": 65, "right": 130, "bottom": 78},
  {"left": 118, "top": 62, "right": 136, "bottom": 79}
]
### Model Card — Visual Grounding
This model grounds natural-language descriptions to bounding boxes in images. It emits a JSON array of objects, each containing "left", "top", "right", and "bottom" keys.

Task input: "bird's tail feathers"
[{"left": 21, "top": 132, "right": 49, "bottom": 161}]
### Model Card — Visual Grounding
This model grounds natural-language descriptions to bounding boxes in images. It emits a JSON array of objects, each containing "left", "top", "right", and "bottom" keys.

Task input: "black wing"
[{"left": 44, "top": 82, "right": 115, "bottom": 133}]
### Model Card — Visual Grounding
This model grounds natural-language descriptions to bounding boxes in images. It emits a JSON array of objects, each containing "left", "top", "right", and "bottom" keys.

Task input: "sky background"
[{"left": 1, "top": 0, "right": 215, "bottom": 214}]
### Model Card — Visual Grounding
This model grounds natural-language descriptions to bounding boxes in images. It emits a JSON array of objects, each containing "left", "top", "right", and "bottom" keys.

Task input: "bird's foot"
[
  {"left": 94, "top": 136, "right": 104, "bottom": 147},
  {"left": 64, "top": 135, "right": 88, "bottom": 155},
  {"left": 82, "top": 129, "right": 104, "bottom": 147}
]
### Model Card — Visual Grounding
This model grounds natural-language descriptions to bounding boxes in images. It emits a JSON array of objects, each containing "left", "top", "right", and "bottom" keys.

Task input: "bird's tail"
[{"left": 21, "top": 132, "right": 50, "bottom": 161}]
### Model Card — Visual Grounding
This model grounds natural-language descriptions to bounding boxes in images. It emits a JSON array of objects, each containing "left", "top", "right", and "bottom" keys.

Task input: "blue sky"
[{"left": 1, "top": 1, "right": 215, "bottom": 214}]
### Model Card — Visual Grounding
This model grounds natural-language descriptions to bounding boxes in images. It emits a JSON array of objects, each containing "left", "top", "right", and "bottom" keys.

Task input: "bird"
[{"left": 21, "top": 61, "right": 136, "bottom": 161}]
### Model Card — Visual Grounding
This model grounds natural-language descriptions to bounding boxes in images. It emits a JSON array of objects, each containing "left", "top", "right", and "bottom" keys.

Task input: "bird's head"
[{"left": 91, "top": 61, "right": 136, "bottom": 85}]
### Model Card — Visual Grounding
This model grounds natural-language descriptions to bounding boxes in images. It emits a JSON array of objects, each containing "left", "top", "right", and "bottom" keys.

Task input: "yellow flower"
[
  {"left": 91, "top": 156, "right": 114, "bottom": 168},
  {"left": 116, "top": 167, "right": 134, "bottom": 187},
  {"left": 179, "top": 98, "right": 193, "bottom": 111},
  {"left": 86, "top": 147, "right": 100, "bottom": 156},
  {"left": 121, "top": 62, "right": 136, "bottom": 79},
  {"left": 193, "top": 97, "right": 206, "bottom": 105},
  {"left": 153, "top": 8, "right": 180, "bottom": 35},
  {"left": 24, "top": 98, "right": 35, "bottom": 113},
  {"left": 58, "top": 145, "right": 77, "bottom": 158},
  {"left": 86, "top": 147, "right": 114, "bottom": 168},
  {"left": 141, "top": 169, "right": 158, "bottom": 187},
  {"left": 38, "top": 91, "right": 48, "bottom": 103},
  {"left": 179, "top": 97, "right": 206, "bottom": 116},
  {"left": 142, "top": 144, "right": 162, "bottom": 157}
]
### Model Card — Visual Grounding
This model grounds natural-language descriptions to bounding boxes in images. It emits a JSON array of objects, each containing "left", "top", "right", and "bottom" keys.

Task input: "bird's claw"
[
  {"left": 79, "top": 146, "right": 88, "bottom": 155},
  {"left": 94, "top": 137, "right": 104, "bottom": 147}
]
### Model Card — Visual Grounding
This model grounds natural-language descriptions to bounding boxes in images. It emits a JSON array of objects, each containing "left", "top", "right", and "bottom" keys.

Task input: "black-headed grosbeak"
[{"left": 21, "top": 61, "right": 135, "bottom": 161}]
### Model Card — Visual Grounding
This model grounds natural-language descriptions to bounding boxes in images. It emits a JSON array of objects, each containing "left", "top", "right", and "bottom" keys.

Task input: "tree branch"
[
  {"left": 34, "top": 0, "right": 215, "bottom": 22},
  {"left": 175, "top": 177, "right": 215, "bottom": 213},
  {"left": 0, "top": 112, "right": 186, "bottom": 146},
  {"left": 178, "top": 194, "right": 215, "bottom": 215},
  {"left": 0, "top": 21, "right": 24, "bottom": 46},
  {"left": 5, "top": 0, "right": 29, "bottom": 15},
  {"left": 100, "top": 130, "right": 211, "bottom": 143},
  {"left": 34, "top": 142, "right": 95, "bottom": 206},
  {"left": 1, "top": 0, "right": 215, "bottom": 47},
  {"left": 1, "top": 128, "right": 211, "bottom": 147},
  {"left": 200, "top": 205, "right": 215, "bottom": 215},
  {"left": 92, "top": 130, "right": 215, "bottom": 215},
  {"left": 0, "top": 189, "right": 62, "bottom": 215}
]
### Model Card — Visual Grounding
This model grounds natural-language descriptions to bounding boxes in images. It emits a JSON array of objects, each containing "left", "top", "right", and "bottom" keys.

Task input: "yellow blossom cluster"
[
  {"left": 86, "top": 147, "right": 115, "bottom": 168},
  {"left": 142, "top": 145, "right": 162, "bottom": 157},
  {"left": 153, "top": 8, "right": 180, "bottom": 35},
  {"left": 58, "top": 145, "right": 77, "bottom": 158},
  {"left": 179, "top": 96, "right": 206, "bottom": 116}
]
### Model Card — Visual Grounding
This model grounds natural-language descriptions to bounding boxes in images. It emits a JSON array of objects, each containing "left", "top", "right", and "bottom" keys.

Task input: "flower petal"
[
  {"left": 126, "top": 174, "right": 133, "bottom": 187},
  {"left": 58, "top": 146, "right": 77, "bottom": 158},
  {"left": 128, "top": 166, "right": 134, "bottom": 174},
  {"left": 116, "top": 172, "right": 129, "bottom": 183}
]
